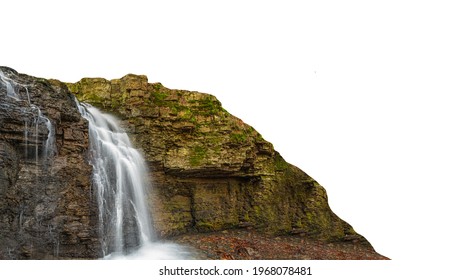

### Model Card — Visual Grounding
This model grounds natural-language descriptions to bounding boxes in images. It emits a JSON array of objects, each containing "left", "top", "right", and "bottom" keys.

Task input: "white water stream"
[
  {"left": 0, "top": 69, "right": 55, "bottom": 165},
  {"left": 0, "top": 69, "right": 21, "bottom": 100},
  {"left": 77, "top": 103, "right": 192, "bottom": 259}
]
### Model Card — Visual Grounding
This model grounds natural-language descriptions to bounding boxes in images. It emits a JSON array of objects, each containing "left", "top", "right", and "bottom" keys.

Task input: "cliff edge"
[{"left": 66, "top": 74, "right": 368, "bottom": 244}]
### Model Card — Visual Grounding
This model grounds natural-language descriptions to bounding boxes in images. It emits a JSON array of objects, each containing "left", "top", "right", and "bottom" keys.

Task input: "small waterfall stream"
[
  {"left": 0, "top": 69, "right": 56, "bottom": 165},
  {"left": 77, "top": 102, "right": 192, "bottom": 259},
  {"left": 1, "top": 68, "right": 59, "bottom": 257},
  {"left": 0, "top": 69, "right": 21, "bottom": 100}
]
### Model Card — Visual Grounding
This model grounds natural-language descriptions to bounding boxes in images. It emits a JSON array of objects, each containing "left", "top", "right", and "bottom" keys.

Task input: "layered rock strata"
[
  {"left": 67, "top": 74, "right": 364, "bottom": 243},
  {"left": 0, "top": 67, "right": 99, "bottom": 259},
  {"left": 0, "top": 66, "right": 373, "bottom": 259}
]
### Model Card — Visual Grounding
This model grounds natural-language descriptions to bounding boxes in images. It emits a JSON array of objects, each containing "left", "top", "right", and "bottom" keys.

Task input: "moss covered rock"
[{"left": 66, "top": 74, "right": 368, "bottom": 244}]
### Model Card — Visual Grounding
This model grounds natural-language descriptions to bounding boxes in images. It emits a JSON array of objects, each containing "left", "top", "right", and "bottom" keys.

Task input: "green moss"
[
  {"left": 242, "top": 213, "right": 251, "bottom": 222},
  {"left": 170, "top": 106, "right": 179, "bottom": 115},
  {"left": 189, "top": 145, "right": 207, "bottom": 166},
  {"left": 213, "top": 145, "right": 221, "bottom": 155},
  {"left": 305, "top": 211, "right": 318, "bottom": 229},
  {"left": 65, "top": 82, "right": 80, "bottom": 94},
  {"left": 274, "top": 153, "right": 289, "bottom": 171},
  {"left": 253, "top": 205, "right": 262, "bottom": 219},
  {"left": 152, "top": 86, "right": 169, "bottom": 105},
  {"left": 78, "top": 93, "right": 106, "bottom": 106},
  {"left": 110, "top": 98, "right": 121, "bottom": 109},
  {"left": 230, "top": 132, "right": 247, "bottom": 144},
  {"left": 152, "top": 83, "right": 173, "bottom": 107},
  {"left": 251, "top": 198, "right": 279, "bottom": 231},
  {"left": 179, "top": 108, "right": 193, "bottom": 120},
  {"left": 198, "top": 96, "right": 221, "bottom": 116}
]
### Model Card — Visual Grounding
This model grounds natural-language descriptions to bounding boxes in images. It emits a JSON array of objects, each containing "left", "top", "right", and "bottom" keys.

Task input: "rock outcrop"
[
  {"left": 0, "top": 67, "right": 99, "bottom": 259},
  {"left": 0, "top": 66, "right": 373, "bottom": 259},
  {"left": 66, "top": 74, "right": 364, "bottom": 243}
]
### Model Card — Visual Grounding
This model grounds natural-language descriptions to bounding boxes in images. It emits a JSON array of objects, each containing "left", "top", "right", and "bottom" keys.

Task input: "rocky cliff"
[
  {"left": 0, "top": 66, "right": 371, "bottom": 259},
  {"left": 0, "top": 67, "right": 99, "bottom": 259},
  {"left": 66, "top": 74, "right": 363, "bottom": 241}
]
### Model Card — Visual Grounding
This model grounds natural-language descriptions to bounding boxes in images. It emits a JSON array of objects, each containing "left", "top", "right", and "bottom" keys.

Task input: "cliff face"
[
  {"left": 66, "top": 74, "right": 361, "bottom": 242},
  {"left": 0, "top": 67, "right": 100, "bottom": 259},
  {"left": 0, "top": 67, "right": 370, "bottom": 259}
]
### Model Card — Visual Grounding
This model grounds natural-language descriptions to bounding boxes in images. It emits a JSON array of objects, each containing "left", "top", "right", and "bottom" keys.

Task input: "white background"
[{"left": 2, "top": 0, "right": 470, "bottom": 278}]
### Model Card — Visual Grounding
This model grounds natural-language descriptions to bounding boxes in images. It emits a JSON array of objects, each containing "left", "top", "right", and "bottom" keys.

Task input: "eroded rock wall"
[
  {"left": 0, "top": 66, "right": 371, "bottom": 260},
  {"left": 67, "top": 74, "right": 360, "bottom": 242},
  {"left": 0, "top": 67, "right": 100, "bottom": 259}
]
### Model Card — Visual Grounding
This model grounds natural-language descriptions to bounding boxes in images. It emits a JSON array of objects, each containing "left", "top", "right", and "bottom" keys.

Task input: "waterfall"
[
  {"left": 77, "top": 103, "right": 153, "bottom": 255},
  {"left": 0, "top": 69, "right": 55, "bottom": 165},
  {"left": 76, "top": 102, "right": 192, "bottom": 259},
  {"left": 0, "top": 69, "right": 21, "bottom": 100}
]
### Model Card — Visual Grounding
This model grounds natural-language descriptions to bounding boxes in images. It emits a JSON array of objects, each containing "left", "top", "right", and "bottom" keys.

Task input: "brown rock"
[
  {"left": 0, "top": 67, "right": 100, "bottom": 259},
  {"left": 67, "top": 72, "right": 369, "bottom": 245}
]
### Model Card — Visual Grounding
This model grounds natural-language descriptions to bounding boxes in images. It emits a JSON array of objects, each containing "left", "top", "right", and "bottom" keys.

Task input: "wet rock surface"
[{"left": 0, "top": 67, "right": 99, "bottom": 259}]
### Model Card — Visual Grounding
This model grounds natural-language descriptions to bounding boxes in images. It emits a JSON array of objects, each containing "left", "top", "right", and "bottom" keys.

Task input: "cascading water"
[
  {"left": 76, "top": 102, "right": 192, "bottom": 259},
  {"left": 0, "top": 68, "right": 55, "bottom": 165},
  {"left": 0, "top": 69, "right": 21, "bottom": 100},
  {"left": 77, "top": 103, "right": 153, "bottom": 255}
]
